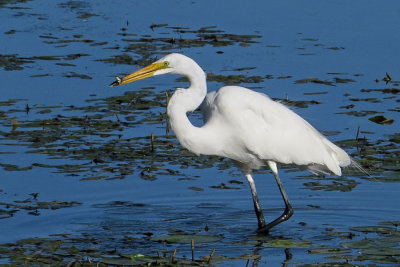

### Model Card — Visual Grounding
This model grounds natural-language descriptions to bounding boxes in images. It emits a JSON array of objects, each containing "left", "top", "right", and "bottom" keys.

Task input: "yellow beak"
[{"left": 110, "top": 62, "right": 168, "bottom": 87}]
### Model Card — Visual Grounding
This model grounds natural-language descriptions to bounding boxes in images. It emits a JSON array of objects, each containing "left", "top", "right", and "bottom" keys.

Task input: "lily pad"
[
  {"left": 295, "top": 77, "right": 334, "bottom": 86},
  {"left": 360, "top": 247, "right": 400, "bottom": 256},
  {"left": 151, "top": 234, "right": 220, "bottom": 244},
  {"left": 361, "top": 88, "right": 400, "bottom": 94},
  {"left": 343, "top": 235, "right": 399, "bottom": 248},
  {"left": 368, "top": 115, "right": 394, "bottom": 125},
  {"left": 307, "top": 247, "right": 351, "bottom": 254},
  {"left": 101, "top": 254, "right": 155, "bottom": 265},
  {"left": 263, "top": 239, "right": 311, "bottom": 248},
  {"left": 379, "top": 221, "right": 400, "bottom": 227},
  {"left": 350, "top": 226, "right": 398, "bottom": 234}
]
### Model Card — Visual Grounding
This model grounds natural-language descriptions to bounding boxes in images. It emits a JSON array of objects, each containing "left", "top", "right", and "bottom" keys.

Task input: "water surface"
[{"left": 1, "top": 0, "right": 399, "bottom": 265}]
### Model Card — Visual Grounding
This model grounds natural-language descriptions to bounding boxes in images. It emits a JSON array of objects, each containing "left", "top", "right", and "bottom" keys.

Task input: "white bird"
[{"left": 110, "top": 53, "right": 352, "bottom": 234}]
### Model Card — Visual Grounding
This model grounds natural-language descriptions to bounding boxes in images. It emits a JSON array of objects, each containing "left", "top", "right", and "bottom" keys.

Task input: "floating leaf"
[
  {"left": 368, "top": 115, "right": 394, "bottom": 125},
  {"left": 150, "top": 234, "right": 220, "bottom": 243},
  {"left": 295, "top": 77, "right": 334, "bottom": 86},
  {"left": 379, "top": 221, "right": 400, "bottom": 227},
  {"left": 101, "top": 254, "right": 155, "bottom": 265},
  {"left": 307, "top": 247, "right": 351, "bottom": 254},
  {"left": 263, "top": 239, "right": 311, "bottom": 248},
  {"left": 361, "top": 88, "right": 400, "bottom": 94},
  {"left": 206, "top": 73, "right": 264, "bottom": 85},
  {"left": 341, "top": 239, "right": 398, "bottom": 249},
  {"left": 361, "top": 247, "right": 400, "bottom": 256},
  {"left": 210, "top": 183, "right": 240, "bottom": 190},
  {"left": 350, "top": 226, "right": 398, "bottom": 234},
  {"left": 188, "top": 186, "right": 204, "bottom": 191},
  {"left": 349, "top": 97, "right": 380, "bottom": 103},
  {"left": 334, "top": 77, "right": 354, "bottom": 83}
]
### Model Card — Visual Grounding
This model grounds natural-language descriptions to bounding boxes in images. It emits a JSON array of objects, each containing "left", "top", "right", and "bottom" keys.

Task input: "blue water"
[{"left": 1, "top": 0, "right": 399, "bottom": 265}]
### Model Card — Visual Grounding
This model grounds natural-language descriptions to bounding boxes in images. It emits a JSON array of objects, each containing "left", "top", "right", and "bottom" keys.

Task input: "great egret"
[{"left": 110, "top": 53, "right": 352, "bottom": 234}]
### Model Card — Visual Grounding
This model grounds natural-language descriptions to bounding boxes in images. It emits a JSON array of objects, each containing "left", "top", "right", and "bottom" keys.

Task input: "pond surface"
[{"left": 1, "top": 0, "right": 400, "bottom": 266}]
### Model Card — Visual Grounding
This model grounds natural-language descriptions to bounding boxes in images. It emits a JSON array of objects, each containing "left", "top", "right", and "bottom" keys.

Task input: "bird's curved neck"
[
  {"left": 174, "top": 62, "right": 207, "bottom": 111},
  {"left": 167, "top": 63, "right": 213, "bottom": 155}
]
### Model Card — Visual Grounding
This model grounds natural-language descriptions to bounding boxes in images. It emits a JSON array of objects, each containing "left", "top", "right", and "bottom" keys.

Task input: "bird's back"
[{"left": 202, "top": 86, "right": 351, "bottom": 175}]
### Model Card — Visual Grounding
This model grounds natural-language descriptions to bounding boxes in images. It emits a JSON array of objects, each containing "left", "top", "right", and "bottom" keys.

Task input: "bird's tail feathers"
[
  {"left": 307, "top": 158, "right": 369, "bottom": 177},
  {"left": 306, "top": 164, "right": 332, "bottom": 176},
  {"left": 346, "top": 158, "right": 370, "bottom": 176}
]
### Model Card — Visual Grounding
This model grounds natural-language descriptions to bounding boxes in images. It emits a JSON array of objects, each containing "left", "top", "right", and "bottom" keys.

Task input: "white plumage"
[{"left": 110, "top": 53, "right": 352, "bottom": 233}]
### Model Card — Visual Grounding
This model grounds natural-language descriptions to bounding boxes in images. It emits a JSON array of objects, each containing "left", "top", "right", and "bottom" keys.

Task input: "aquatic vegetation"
[
  {"left": 3, "top": 92, "right": 397, "bottom": 185},
  {"left": 0, "top": 219, "right": 398, "bottom": 265},
  {"left": 0, "top": 193, "right": 81, "bottom": 219},
  {"left": 1, "top": 0, "right": 399, "bottom": 266}
]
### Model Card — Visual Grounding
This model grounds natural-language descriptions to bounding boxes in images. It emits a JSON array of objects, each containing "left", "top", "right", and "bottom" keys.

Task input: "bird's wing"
[{"left": 211, "top": 86, "right": 350, "bottom": 175}]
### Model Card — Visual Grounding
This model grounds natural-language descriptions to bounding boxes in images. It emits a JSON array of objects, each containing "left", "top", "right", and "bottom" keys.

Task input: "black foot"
[
  {"left": 256, "top": 226, "right": 270, "bottom": 235},
  {"left": 256, "top": 205, "right": 294, "bottom": 235}
]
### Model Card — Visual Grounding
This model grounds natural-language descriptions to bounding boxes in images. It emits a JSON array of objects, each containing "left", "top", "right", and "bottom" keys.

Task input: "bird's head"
[{"left": 110, "top": 53, "right": 191, "bottom": 87}]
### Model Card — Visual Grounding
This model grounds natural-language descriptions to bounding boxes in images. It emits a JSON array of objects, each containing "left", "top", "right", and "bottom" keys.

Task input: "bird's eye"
[{"left": 163, "top": 61, "right": 170, "bottom": 68}]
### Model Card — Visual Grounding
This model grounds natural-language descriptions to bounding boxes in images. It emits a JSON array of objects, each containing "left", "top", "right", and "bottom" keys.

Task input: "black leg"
[
  {"left": 245, "top": 174, "right": 266, "bottom": 229},
  {"left": 257, "top": 161, "right": 294, "bottom": 234}
]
